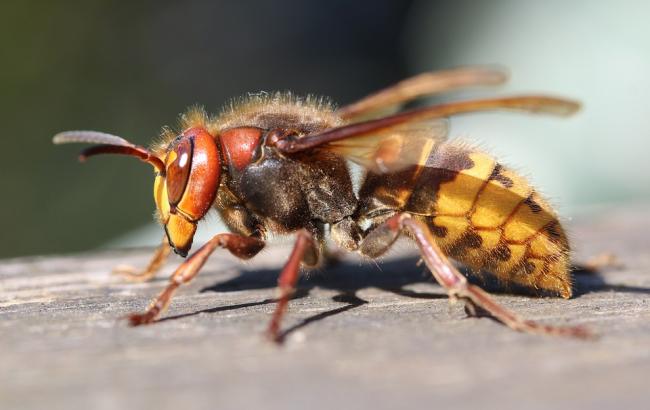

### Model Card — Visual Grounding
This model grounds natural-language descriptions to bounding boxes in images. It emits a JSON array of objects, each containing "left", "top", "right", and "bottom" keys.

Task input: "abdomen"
[{"left": 358, "top": 142, "right": 572, "bottom": 298}]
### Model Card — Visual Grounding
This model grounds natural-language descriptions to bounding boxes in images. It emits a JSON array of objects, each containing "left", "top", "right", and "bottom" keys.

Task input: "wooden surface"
[{"left": 1, "top": 205, "right": 649, "bottom": 410}]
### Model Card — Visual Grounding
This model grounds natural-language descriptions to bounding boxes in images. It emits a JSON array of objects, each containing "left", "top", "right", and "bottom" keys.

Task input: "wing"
[
  {"left": 337, "top": 66, "right": 508, "bottom": 120},
  {"left": 274, "top": 94, "right": 579, "bottom": 174},
  {"left": 53, "top": 130, "right": 165, "bottom": 173},
  {"left": 324, "top": 118, "right": 448, "bottom": 173}
]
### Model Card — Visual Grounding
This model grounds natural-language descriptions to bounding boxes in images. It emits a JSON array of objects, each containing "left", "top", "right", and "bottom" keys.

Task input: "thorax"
[{"left": 212, "top": 96, "right": 357, "bottom": 234}]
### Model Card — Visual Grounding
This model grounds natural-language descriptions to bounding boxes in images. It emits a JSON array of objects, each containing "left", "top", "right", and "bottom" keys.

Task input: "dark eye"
[{"left": 166, "top": 137, "right": 193, "bottom": 207}]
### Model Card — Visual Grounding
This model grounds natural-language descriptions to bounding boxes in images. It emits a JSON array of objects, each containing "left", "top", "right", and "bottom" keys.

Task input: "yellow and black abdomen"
[
  {"left": 409, "top": 142, "right": 571, "bottom": 298},
  {"left": 357, "top": 141, "right": 572, "bottom": 298}
]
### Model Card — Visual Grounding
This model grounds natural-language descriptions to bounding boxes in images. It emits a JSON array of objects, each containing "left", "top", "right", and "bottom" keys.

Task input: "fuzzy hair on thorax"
[{"left": 152, "top": 92, "right": 343, "bottom": 155}]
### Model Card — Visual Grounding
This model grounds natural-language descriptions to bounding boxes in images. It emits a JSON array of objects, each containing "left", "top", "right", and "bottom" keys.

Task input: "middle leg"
[{"left": 266, "top": 229, "right": 316, "bottom": 342}]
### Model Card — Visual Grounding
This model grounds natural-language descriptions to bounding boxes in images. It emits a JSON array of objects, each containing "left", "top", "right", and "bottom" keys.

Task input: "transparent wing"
[
  {"left": 324, "top": 118, "right": 448, "bottom": 173},
  {"left": 337, "top": 66, "right": 508, "bottom": 120},
  {"left": 276, "top": 94, "right": 579, "bottom": 174}
]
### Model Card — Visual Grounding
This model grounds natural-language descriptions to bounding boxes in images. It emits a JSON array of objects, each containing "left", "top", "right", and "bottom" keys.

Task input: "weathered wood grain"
[{"left": 1, "top": 205, "right": 649, "bottom": 410}]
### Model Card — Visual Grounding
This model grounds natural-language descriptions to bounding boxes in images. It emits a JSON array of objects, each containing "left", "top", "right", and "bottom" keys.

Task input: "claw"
[
  {"left": 265, "top": 327, "right": 284, "bottom": 344},
  {"left": 127, "top": 312, "right": 157, "bottom": 326}
]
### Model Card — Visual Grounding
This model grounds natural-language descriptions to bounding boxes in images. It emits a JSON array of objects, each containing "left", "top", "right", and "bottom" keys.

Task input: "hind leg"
[{"left": 359, "top": 213, "right": 592, "bottom": 339}]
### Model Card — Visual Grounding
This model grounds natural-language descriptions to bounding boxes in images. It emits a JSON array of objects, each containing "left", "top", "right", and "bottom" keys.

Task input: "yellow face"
[
  {"left": 152, "top": 127, "right": 221, "bottom": 257},
  {"left": 153, "top": 173, "right": 197, "bottom": 257}
]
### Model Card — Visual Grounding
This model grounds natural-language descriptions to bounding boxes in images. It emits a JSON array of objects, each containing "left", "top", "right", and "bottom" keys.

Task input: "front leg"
[
  {"left": 128, "top": 233, "right": 265, "bottom": 326},
  {"left": 359, "top": 213, "right": 592, "bottom": 339},
  {"left": 113, "top": 235, "right": 171, "bottom": 282}
]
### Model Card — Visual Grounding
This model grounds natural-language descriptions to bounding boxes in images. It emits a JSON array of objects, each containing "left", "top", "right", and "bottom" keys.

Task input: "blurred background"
[{"left": 1, "top": 0, "right": 648, "bottom": 258}]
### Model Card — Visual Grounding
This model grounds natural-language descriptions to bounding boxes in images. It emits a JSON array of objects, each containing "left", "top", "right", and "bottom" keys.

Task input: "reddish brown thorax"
[{"left": 218, "top": 127, "right": 264, "bottom": 170}]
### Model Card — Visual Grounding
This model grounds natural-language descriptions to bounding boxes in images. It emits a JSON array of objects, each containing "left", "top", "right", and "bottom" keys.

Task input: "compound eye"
[{"left": 166, "top": 137, "right": 193, "bottom": 207}]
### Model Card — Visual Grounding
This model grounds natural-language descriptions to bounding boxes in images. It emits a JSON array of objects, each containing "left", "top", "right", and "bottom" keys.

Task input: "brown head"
[
  {"left": 153, "top": 127, "right": 221, "bottom": 256},
  {"left": 53, "top": 126, "right": 224, "bottom": 257},
  {"left": 53, "top": 102, "right": 272, "bottom": 257}
]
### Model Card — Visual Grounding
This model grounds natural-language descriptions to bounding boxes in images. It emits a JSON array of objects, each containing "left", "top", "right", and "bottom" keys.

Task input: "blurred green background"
[{"left": 1, "top": 0, "right": 648, "bottom": 258}]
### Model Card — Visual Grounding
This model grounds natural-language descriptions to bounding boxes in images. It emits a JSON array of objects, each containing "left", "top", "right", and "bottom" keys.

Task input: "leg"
[
  {"left": 266, "top": 229, "right": 315, "bottom": 342},
  {"left": 113, "top": 235, "right": 171, "bottom": 282},
  {"left": 128, "top": 233, "right": 265, "bottom": 326},
  {"left": 360, "top": 213, "right": 592, "bottom": 339},
  {"left": 577, "top": 252, "right": 624, "bottom": 273}
]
